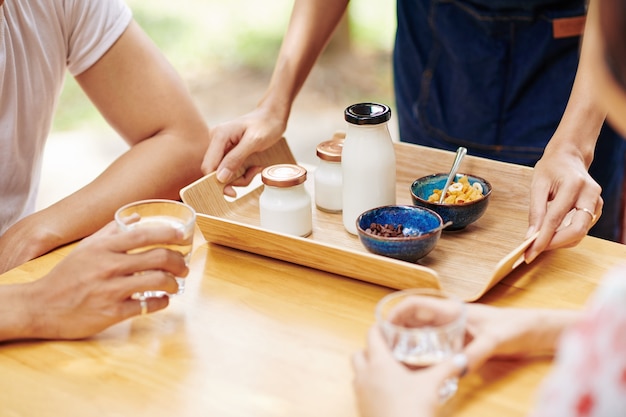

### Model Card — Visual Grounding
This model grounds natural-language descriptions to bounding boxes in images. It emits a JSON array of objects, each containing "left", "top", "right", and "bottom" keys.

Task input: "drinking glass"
[
  {"left": 115, "top": 199, "right": 196, "bottom": 297},
  {"left": 375, "top": 288, "right": 466, "bottom": 402}
]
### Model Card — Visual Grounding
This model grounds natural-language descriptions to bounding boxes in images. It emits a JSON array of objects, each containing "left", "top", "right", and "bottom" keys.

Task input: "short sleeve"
[{"left": 64, "top": 0, "right": 132, "bottom": 76}]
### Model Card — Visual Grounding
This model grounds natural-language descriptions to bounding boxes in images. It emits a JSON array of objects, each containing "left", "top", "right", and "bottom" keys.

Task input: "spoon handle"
[
  {"left": 416, "top": 221, "right": 453, "bottom": 236},
  {"left": 438, "top": 147, "right": 468, "bottom": 203}
]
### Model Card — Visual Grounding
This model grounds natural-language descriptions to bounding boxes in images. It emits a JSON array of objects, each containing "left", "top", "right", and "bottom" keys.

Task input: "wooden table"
[{"left": 1, "top": 232, "right": 625, "bottom": 417}]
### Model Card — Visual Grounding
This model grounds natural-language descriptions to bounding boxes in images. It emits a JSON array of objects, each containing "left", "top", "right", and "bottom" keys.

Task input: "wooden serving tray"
[{"left": 181, "top": 138, "right": 536, "bottom": 301}]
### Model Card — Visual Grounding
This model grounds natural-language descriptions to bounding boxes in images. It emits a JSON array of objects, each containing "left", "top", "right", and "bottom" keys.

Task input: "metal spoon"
[{"left": 438, "top": 147, "right": 468, "bottom": 203}]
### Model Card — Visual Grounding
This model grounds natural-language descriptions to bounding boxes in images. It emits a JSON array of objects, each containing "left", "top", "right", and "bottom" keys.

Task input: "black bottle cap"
[{"left": 344, "top": 102, "right": 391, "bottom": 125}]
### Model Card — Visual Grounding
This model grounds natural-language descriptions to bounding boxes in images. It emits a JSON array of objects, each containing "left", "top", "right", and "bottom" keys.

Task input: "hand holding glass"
[
  {"left": 375, "top": 288, "right": 466, "bottom": 402},
  {"left": 115, "top": 199, "right": 196, "bottom": 297}
]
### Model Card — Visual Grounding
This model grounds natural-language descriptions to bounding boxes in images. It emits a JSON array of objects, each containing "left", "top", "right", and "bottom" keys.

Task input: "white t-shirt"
[{"left": 0, "top": 0, "right": 132, "bottom": 235}]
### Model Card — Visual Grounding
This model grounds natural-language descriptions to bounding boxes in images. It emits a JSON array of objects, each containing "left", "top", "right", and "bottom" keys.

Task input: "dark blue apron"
[{"left": 394, "top": 0, "right": 625, "bottom": 241}]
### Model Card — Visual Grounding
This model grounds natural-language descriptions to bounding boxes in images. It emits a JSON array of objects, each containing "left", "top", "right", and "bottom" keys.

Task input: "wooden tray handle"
[{"left": 180, "top": 137, "right": 297, "bottom": 216}]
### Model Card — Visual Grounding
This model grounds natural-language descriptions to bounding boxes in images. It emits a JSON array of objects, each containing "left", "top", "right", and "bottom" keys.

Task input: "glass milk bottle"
[
  {"left": 314, "top": 132, "right": 345, "bottom": 213},
  {"left": 259, "top": 164, "right": 312, "bottom": 237},
  {"left": 342, "top": 103, "right": 396, "bottom": 235}
]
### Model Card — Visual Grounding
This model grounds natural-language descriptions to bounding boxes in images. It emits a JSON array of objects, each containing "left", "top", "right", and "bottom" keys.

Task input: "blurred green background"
[{"left": 52, "top": 0, "right": 396, "bottom": 131}]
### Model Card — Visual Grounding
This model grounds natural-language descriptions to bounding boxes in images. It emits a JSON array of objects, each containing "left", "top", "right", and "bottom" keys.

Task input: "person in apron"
[
  {"left": 395, "top": 0, "right": 625, "bottom": 244},
  {"left": 201, "top": 0, "right": 622, "bottom": 259}
]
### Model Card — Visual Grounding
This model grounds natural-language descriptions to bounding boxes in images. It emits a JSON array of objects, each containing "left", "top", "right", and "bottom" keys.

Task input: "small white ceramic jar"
[
  {"left": 314, "top": 133, "right": 344, "bottom": 213},
  {"left": 260, "top": 164, "right": 312, "bottom": 237}
]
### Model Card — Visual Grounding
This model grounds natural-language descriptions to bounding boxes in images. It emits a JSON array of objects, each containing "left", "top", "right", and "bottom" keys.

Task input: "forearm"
[
  {"left": 520, "top": 308, "right": 583, "bottom": 354},
  {"left": 546, "top": 0, "right": 606, "bottom": 168},
  {"left": 22, "top": 129, "right": 206, "bottom": 253},
  {"left": 548, "top": 100, "right": 605, "bottom": 167},
  {"left": 467, "top": 305, "right": 583, "bottom": 366},
  {"left": 258, "top": 0, "right": 350, "bottom": 119}
]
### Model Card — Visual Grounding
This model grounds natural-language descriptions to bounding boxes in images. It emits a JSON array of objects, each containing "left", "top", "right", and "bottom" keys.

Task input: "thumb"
[
  {"left": 462, "top": 335, "right": 496, "bottom": 374},
  {"left": 366, "top": 325, "right": 395, "bottom": 362},
  {"left": 202, "top": 124, "right": 247, "bottom": 178},
  {"left": 201, "top": 132, "right": 229, "bottom": 175},
  {"left": 217, "top": 140, "right": 256, "bottom": 184},
  {"left": 351, "top": 349, "right": 367, "bottom": 373},
  {"left": 424, "top": 353, "right": 469, "bottom": 384},
  {"left": 526, "top": 198, "right": 544, "bottom": 232}
]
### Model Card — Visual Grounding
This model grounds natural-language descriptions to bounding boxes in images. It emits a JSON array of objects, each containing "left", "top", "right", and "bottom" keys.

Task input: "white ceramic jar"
[
  {"left": 341, "top": 103, "right": 396, "bottom": 235},
  {"left": 314, "top": 133, "right": 344, "bottom": 213},
  {"left": 260, "top": 164, "right": 312, "bottom": 237}
]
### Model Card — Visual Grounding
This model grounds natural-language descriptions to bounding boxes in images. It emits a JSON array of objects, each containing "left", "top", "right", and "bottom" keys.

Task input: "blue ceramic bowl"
[
  {"left": 410, "top": 173, "right": 492, "bottom": 231},
  {"left": 356, "top": 205, "right": 443, "bottom": 263}
]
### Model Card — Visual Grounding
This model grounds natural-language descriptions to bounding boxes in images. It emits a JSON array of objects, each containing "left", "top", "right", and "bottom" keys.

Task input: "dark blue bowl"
[
  {"left": 356, "top": 205, "right": 443, "bottom": 263},
  {"left": 410, "top": 173, "right": 492, "bottom": 230}
]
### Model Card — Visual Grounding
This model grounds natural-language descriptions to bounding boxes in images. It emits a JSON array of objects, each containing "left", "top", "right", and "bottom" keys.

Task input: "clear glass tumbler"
[
  {"left": 115, "top": 199, "right": 196, "bottom": 298},
  {"left": 375, "top": 288, "right": 466, "bottom": 402}
]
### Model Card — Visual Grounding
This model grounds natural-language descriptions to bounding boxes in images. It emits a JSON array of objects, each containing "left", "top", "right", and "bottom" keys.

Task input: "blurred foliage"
[{"left": 52, "top": 0, "right": 395, "bottom": 131}]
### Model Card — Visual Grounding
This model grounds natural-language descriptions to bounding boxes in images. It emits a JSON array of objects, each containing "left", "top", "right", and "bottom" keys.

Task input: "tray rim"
[
  {"left": 181, "top": 139, "right": 536, "bottom": 301},
  {"left": 192, "top": 209, "right": 443, "bottom": 289}
]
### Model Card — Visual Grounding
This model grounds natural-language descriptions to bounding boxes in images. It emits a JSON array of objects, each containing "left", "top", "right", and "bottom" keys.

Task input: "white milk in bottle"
[{"left": 342, "top": 103, "right": 396, "bottom": 235}]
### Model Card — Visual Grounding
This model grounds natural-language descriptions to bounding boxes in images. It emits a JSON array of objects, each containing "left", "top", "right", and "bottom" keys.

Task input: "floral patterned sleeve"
[{"left": 529, "top": 265, "right": 626, "bottom": 417}]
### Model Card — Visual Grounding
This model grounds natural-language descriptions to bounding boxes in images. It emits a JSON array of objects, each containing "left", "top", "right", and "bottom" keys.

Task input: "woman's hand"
[
  {"left": 351, "top": 299, "right": 582, "bottom": 417},
  {"left": 461, "top": 303, "right": 581, "bottom": 372},
  {"left": 525, "top": 147, "right": 602, "bottom": 263},
  {"left": 352, "top": 326, "right": 463, "bottom": 417}
]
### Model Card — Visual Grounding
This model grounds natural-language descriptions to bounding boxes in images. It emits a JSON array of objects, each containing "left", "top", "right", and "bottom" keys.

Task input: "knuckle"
[
  {"left": 545, "top": 215, "right": 564, "bottom": 231},
  {"left": 151, "top": 248, "right": 175, "bottom": 265},
  {"left": 100, "top": 262, "right": 125, "bottom": 279},
  {"left": 593, "top": 183, "right": 602, "bottom": 194},
  {"left": 128, "top": 230, "right": 151, "bottom": 247},
  {"left": 107, "top": 302, "right": 127, "bottom": 318},
  {"left": 152, "top": 271, "right": 180, "bottom": 293},
  {"left": 154, "top": 270, "right": 176, "bottom": 286},
  {"left": 597, "top": 196, "right": 605, "bottom": 209}
]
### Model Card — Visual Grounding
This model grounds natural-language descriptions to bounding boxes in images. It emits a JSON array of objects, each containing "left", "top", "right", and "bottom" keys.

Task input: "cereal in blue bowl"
[{"left": 410, "top": 173, "right": 492, "bottom": 231}]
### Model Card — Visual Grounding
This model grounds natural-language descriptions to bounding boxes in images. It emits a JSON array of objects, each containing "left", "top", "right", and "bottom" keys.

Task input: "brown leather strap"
[{"left": 552, "top": 15, "right": 586, "bottom": 39}]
